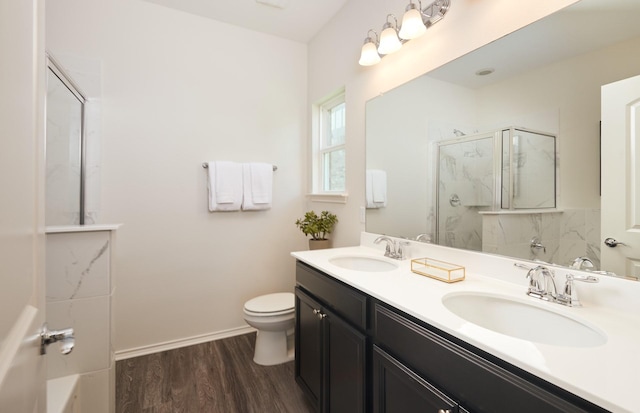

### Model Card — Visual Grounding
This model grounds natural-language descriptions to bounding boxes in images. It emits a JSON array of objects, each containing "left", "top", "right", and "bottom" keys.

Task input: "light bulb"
[
  {"left": 399, "top": 4, "right": 426, "bottom": 40},
  {"left": 378, "top": 24, "right": 402, "bottom": 55},
  {"left": 359, "top": 40, "right": 381, "bottom": 66}
]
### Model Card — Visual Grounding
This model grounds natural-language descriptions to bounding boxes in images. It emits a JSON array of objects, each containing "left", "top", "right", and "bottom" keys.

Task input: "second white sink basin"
[
  {"left": 329, "top": 255, "right": 399, "bottom": 272},
  {"left": 442, "top": 292, "right": 607, "bottom": 347}
]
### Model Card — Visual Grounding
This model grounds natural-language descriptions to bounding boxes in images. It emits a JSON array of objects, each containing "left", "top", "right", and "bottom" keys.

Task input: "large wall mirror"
[{"left": 365, "top": 0, "right": 640, "bottom": 279}]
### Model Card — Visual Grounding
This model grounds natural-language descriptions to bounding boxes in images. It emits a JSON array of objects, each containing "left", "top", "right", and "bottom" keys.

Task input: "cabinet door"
[
  {"left": 373, "top": 302, "right": 605, "bottom": 413},
  {"left": 326, "top": 309, "right": 367, "bottom": 413},
  {"left": 373, "top": 346, "right": 459, "bottom": 413},
  {"left": 295, "top": 288, "right": 324, "bottom": 412}
]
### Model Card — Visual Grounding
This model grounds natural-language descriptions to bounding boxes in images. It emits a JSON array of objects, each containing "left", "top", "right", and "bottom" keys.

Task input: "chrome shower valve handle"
[{"left": 41, "top": 323, "right": 75, "bottom": 355}]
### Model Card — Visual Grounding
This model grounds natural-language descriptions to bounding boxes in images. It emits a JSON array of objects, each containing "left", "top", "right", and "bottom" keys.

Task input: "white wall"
[
  {"left": 44, "top": 0, "right": 580, "bottom": 354},
  {"left": 307, "top": 0, "right": 579, "bottom": 248},
  {"left": 47, "top": 0, "right": 309, "bottom": 353}
]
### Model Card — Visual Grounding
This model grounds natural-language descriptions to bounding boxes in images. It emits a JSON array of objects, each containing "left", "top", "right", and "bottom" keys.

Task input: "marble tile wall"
[
  {"left": 482, "top": 209, "right": 601, "bottom": 269},
  {"left": 46, "top": 229, "right": 115, "bottom": 413},
  {"left": 438, "top": 137, "right": 494, "bottom": 251}
]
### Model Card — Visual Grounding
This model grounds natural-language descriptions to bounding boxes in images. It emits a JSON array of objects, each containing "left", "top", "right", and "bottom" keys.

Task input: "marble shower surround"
[
  {"left": 46, "top": 226, "right": 118, "bottom": 413},
  {"left": 481, "top": 208, "right": 601, "bottom": 268}
]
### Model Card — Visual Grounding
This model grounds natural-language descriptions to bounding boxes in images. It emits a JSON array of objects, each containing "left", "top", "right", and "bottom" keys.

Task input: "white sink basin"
[
  {"left": 329, "top": 255, "right": 399, "bottom": 272},
  {"left": 442, "top": 292, "right": 607, "bottom": 347}
]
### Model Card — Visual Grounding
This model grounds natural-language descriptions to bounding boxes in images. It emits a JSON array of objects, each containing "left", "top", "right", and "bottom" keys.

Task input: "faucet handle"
[
  {"left": 41, "top": 323, "right": 75, "bottom": 355},
  {"left": 557, "top": 273, "right": 599, "bottom": 307},
  {"left": 396, "top": 241, "right": 410, "bottom": 260},
  {"left": 567, "top": 273, "right": 599, "bottom": 283}
]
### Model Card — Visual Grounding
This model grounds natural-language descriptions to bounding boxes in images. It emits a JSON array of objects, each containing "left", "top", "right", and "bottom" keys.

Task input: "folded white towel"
[
  {"left": 207, "top": 161, "right": 242, "bottom": 212},
  {"left": 242, "top": 163, "right": 273, "bottom": 211},
  {"left": 366, "top": 169, "right": 387, "bottom": 209}
]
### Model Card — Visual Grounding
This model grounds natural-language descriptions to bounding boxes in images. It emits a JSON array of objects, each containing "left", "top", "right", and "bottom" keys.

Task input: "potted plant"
[{"left": 295, "top": 210, "right": 338, "bottom": 250}]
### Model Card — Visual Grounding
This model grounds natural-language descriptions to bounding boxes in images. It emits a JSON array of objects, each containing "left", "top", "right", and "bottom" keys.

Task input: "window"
[{"left": 312, "top": 91, "right": 347, "bottom": 201}]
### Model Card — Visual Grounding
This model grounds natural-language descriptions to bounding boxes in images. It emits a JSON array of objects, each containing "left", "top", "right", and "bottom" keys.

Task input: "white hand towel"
[
  {"left": 242, "top": 163, "right": 273, "bottom": 211},
  {"left": 366, "top": 169, "right": 387, "bottom": 209},
  {"left": 366, "top": 170, "right": 375, "bottom": 208},
  {"left": 207, "top": 161, "right": 242, "bottom": 212}
]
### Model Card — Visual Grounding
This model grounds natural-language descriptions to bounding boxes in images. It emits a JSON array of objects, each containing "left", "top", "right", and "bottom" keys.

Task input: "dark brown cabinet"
[
  {"left": 295, "top": 288, "right": 324, "bottom": 409},
  {"left": 295, "top": 261, "right": 367, "bottom": 413},
  {"left": 372, "top": 301, "right": 606, "bottom": 413},
  {"left": 373, "top": 345, "right": 467, "bottom": 413},
  {"left": 295, "top": 260, "right": 608, "bottom": 413}
]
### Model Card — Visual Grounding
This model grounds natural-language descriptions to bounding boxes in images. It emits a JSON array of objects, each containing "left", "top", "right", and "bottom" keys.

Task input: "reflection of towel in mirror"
[
  {"left": 366, "top": 169, "right": 387, "bottom": 209},
  {"left": 207, "top": 161, "right": 243, "bottom": 211},
  {"left": 242, "top": 163, "right": 273, "bottom": 211}
]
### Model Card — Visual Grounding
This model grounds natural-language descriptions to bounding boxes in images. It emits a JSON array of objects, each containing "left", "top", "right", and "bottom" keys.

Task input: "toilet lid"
[{"left": 244, "top": 292, "right": 295, "bottom": 314}]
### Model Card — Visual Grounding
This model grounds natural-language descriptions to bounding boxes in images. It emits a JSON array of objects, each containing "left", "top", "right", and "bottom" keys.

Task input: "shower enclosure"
[
  {"left": 46, "top": 55, "right": 86, "bottom": 225},
  {"left": 436, "top": 127, "right": 557, "bottom": 249}
]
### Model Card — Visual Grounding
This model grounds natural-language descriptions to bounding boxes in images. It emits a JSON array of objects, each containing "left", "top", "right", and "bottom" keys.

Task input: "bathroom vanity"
[{"left": 292, "top": 235, "right": 640, "bottom": 412}]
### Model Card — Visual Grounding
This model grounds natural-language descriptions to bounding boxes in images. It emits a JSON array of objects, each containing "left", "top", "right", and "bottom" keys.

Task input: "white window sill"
[{"left": 307, "top": 193, "right": 349, "bottom": 204}]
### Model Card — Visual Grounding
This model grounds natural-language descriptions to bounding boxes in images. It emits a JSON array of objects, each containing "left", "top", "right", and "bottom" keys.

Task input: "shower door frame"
[{"left": 46, "top": 53, "right": 87, "bottom": 225}]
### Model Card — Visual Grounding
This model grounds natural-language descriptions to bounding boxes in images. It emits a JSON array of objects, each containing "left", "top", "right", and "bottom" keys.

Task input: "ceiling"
[{"left": 143, "top": 0, "right": 350, "bottom": 43}]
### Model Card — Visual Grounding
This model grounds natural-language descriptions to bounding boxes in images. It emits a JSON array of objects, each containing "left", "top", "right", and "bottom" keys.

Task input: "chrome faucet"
[
  {"left": 571, "top": 257, "right": 594, "bottom": 271},
  {"left": 415, "top": 233, "right": 432, "bottom": 243},
  {"left": 374, "top": 236, "right": 408, "bottom": 260},
  {"left": 524, "top": 265, "right": 556, "bottom": 300},
  {"left": 530, "top": 237, "right": 546, "bottom": 254},
  {"left": 515, "top": 263, "right": 599, "bottom": 307}
]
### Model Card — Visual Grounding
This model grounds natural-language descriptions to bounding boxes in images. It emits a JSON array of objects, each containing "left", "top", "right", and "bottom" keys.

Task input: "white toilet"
[{"left": 243, "top": 292, "right": 295, "bottom": 366}]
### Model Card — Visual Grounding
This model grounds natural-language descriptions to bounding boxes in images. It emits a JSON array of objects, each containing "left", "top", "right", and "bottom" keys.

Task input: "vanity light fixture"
[
  {"left": 359, "top": 30, "right": 382, "bottom": 66},
  {"left": 378, "top": 15, "right": 402, "bottom": 55},
  {"left": 359, "top": 0, "right": 450, "bottom": 66}
]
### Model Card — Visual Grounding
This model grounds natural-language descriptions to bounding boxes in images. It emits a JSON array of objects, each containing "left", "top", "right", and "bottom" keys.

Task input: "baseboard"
[{"left": 114, "top": 325, "right": 256, "bottom": 361}]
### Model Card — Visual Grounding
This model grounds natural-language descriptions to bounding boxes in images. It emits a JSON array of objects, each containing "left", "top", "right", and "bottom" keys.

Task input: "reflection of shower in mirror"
[{"left": 435, "top": 127, "right": 557, "bottom": 252}]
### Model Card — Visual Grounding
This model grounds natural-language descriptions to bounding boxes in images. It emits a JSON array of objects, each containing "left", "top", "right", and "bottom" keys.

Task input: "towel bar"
[{"left": 202, "top": 162, "right": 277, "bottom": 171}]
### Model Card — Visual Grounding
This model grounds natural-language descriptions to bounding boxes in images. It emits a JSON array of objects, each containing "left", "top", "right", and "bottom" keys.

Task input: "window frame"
[{"left": 310, "top": 90, "right": 348, "bottom": 203}]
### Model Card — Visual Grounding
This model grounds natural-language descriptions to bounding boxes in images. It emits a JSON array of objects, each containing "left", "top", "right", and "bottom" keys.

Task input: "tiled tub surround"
[
  {"left": 481, "top": 209, "right": 601, "bottom": 269},
  {"left": 292, "top": 232, "right": 640, "bottom": 412},
  {"left": 46, "top": 225, "right": 119, "bottom": 413}
]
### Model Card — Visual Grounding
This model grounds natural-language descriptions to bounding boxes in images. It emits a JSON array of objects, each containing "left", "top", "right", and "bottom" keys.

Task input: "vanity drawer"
[
  {"left": 296, "top": 261, "right": 367, "bottom": 331},
  {"left": 373, "top": 302, "right": 606, "bottom": 413}
]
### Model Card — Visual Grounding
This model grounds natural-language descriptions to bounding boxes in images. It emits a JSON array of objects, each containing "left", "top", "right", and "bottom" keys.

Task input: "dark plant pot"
[{"left": 309, "top": 239, "right": 332, "bottom": 250}]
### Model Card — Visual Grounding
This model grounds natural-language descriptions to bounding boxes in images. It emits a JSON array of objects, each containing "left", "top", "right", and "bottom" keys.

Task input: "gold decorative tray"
[{"left": 410, "top": 258, "right": 465, "bottom": 283}]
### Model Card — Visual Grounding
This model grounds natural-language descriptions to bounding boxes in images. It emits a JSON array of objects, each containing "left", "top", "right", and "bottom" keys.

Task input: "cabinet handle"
[
  {"left": 317, "top": 312, "right": 326, "bottom": 319},
  {"left": 312, "top": 309, "right": 326, "bottom": 319},
  {"left": 437, "top": 410, "right": 451, "bottom": 413}
]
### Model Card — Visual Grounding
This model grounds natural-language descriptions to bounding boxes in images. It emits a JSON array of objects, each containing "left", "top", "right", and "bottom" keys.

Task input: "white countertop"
[
  {"left": 291, "top": 235, "right": 640, "bottom": 412},
  {"left": 45, "top": 224, "right": 122, "bottom": 233}
]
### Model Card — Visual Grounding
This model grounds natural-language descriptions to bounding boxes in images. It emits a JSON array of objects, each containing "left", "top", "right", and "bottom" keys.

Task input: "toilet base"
[{"left": 253, "top": 330, "right": 294, "bottom": 366}]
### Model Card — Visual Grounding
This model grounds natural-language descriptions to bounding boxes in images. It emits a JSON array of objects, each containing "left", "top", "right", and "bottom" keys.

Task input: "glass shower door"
[{"left": 45, "top": 62, "right": 85, "bottom": 225}]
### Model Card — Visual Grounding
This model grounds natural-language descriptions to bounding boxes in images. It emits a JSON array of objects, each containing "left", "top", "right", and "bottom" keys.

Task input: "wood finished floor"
[{"left": 116, "top": 333, "right": 315, "bottom": 413}]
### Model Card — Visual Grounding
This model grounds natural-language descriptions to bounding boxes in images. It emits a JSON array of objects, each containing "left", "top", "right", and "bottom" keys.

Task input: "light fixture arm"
[
  {"left": 363, "top": 29, "right": 379, "bottom": 46},
  {"left": 406, "top": 1, "right": 423, "bottom": 13},
  {"left": 421, "top": 0, "right": 450, "bottom": 27},
  {"left": 383, "top": 14, "right": 399, "bottom": 31}
]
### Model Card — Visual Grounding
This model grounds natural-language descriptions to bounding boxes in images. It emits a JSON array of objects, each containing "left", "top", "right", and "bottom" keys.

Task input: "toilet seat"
[{"left": 244, "top": 292, "right": 294, "bottom": 316}]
